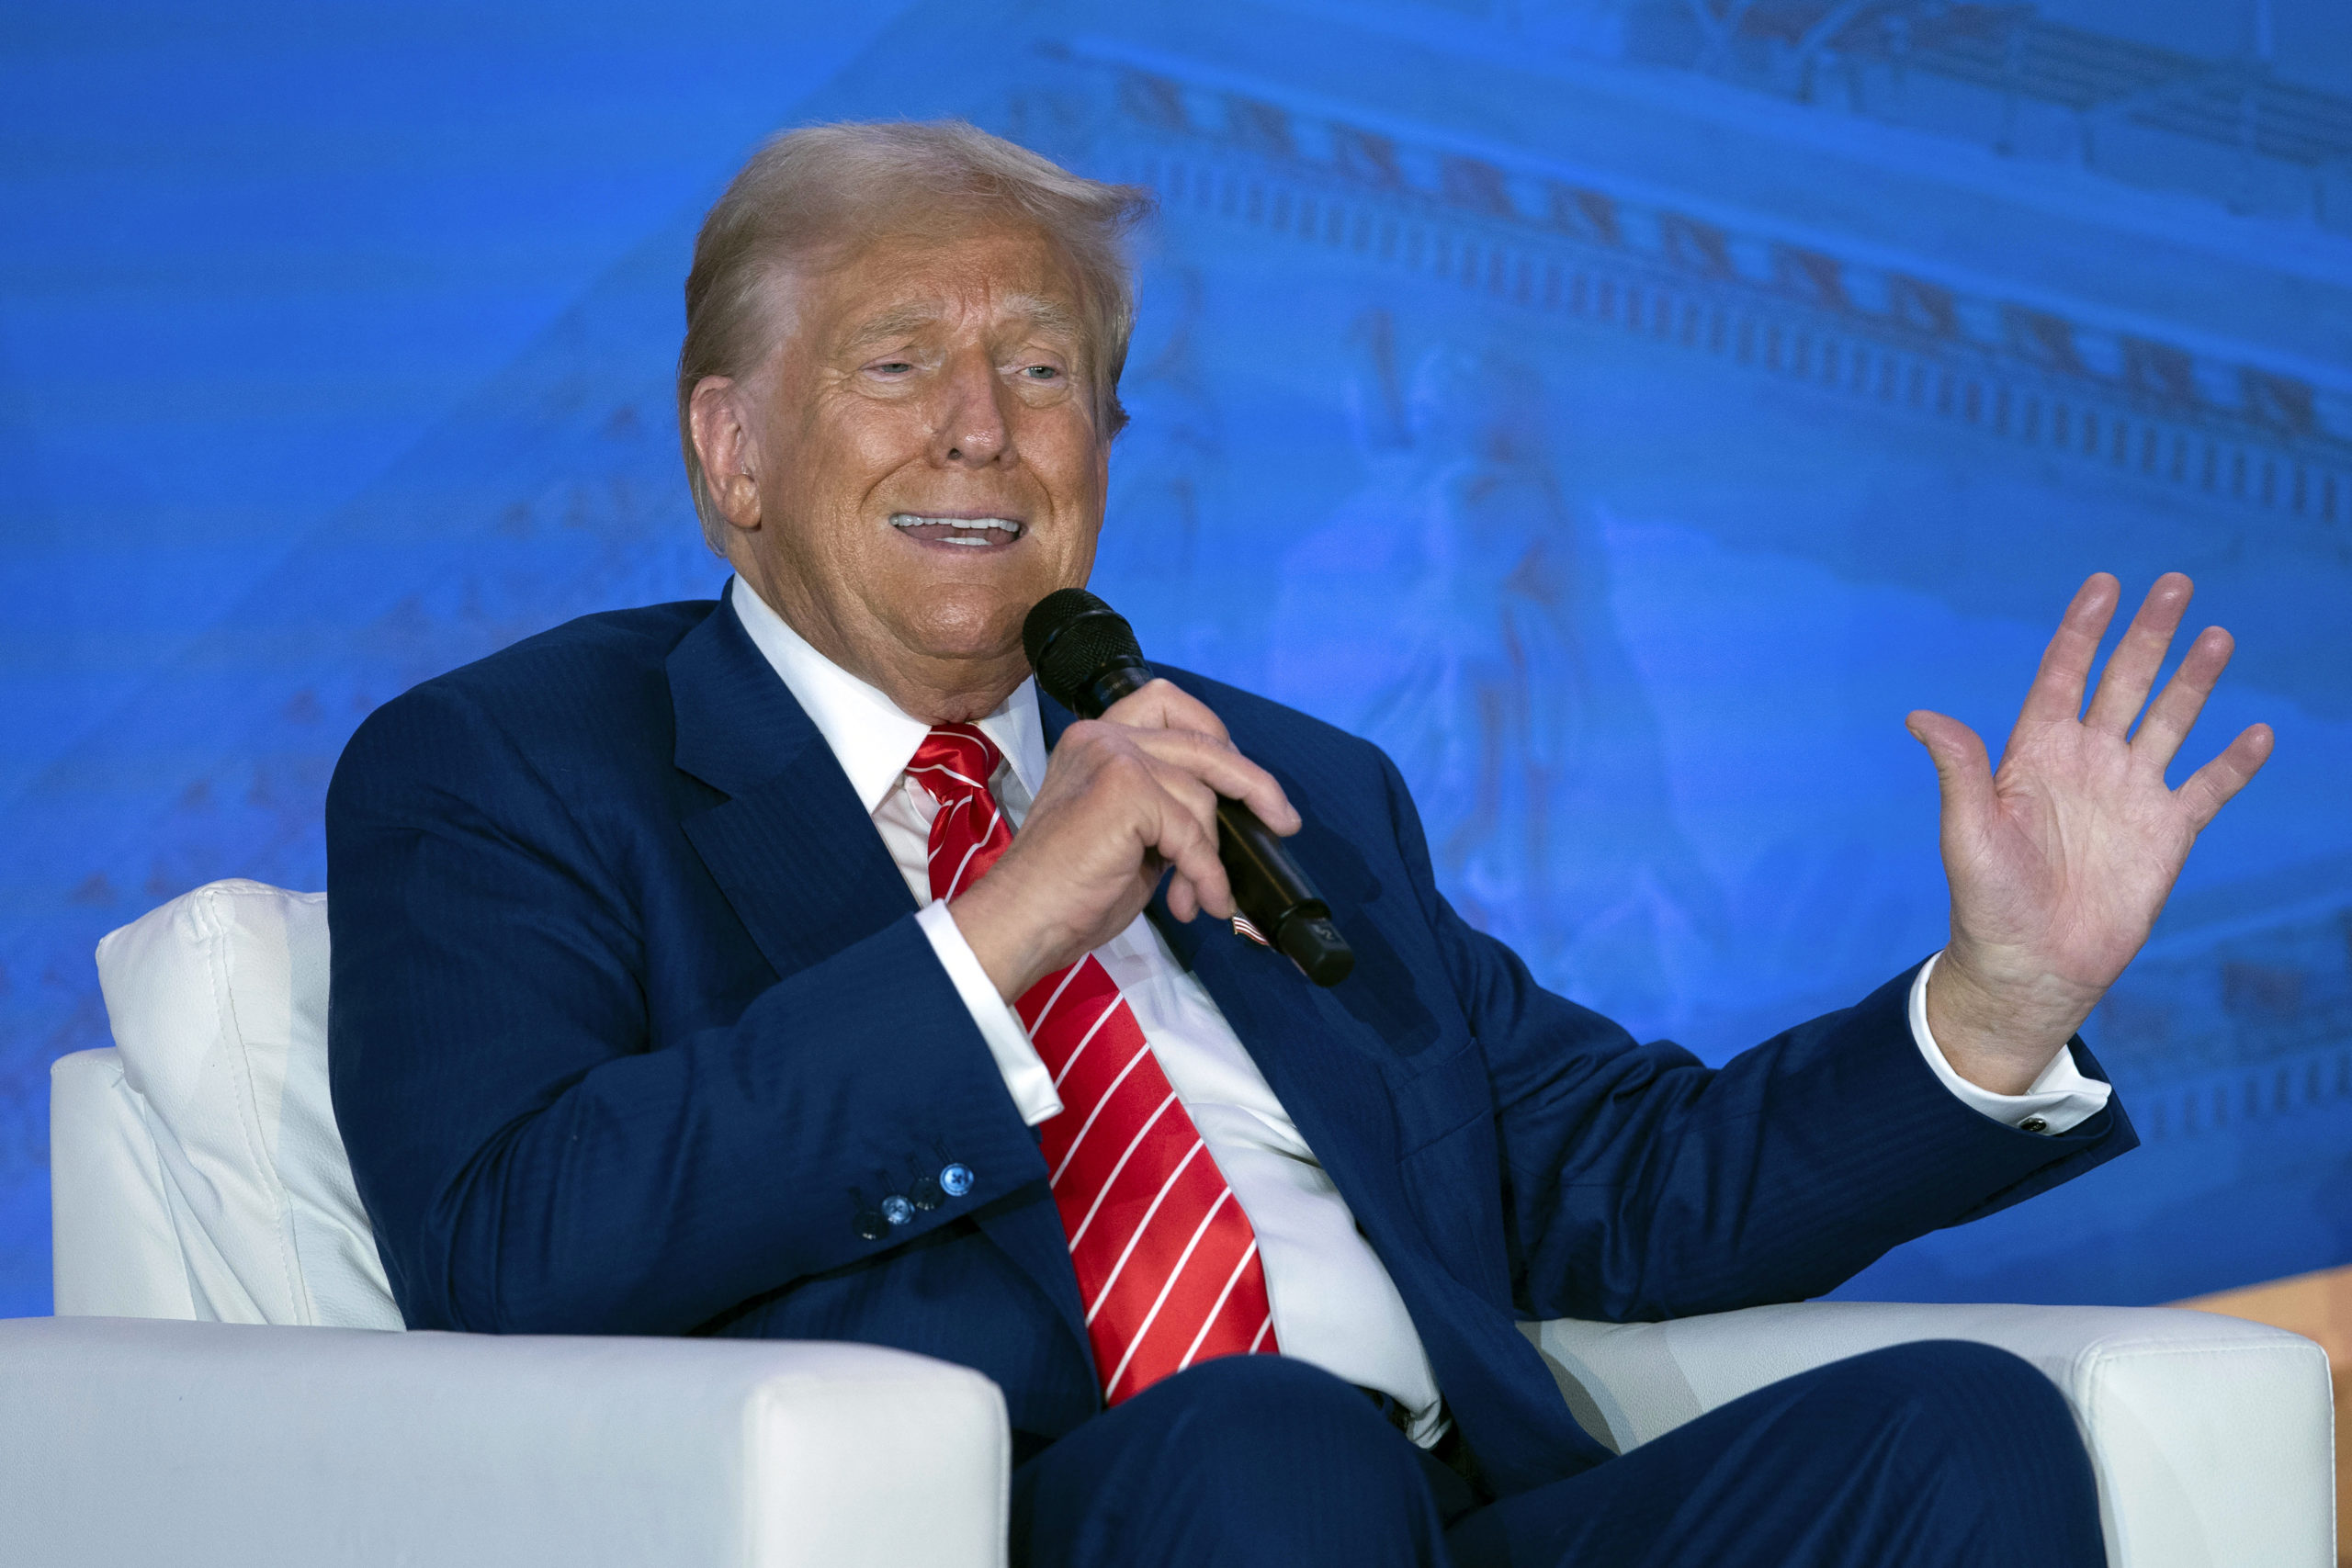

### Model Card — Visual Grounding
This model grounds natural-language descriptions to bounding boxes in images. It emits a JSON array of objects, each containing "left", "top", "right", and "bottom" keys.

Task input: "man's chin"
[{"left": 884, "top": 602, "right": 1033, "bottom": 670}]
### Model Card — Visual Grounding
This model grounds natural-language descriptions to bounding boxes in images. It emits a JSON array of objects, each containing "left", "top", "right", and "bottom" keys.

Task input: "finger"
[
  {"left": 1165, "top": 868, "right": 1198, "bottom": 923},
  {"left": 1100, "top": 678, "right": 1231, "bottom": 744},
  {"left": 1151, "top": 789, "right": 1236, "bottom": 919},
  {"left": 1906, "top": 710, "right": 1996, "bottom": 841},
  {"left": 1128, "top": 728, "right": 1302, "bottom": 834},
  {"left": 2132, "top": 625, "right": 2233, "bottom": 771},
  {"left": 2177, "top": 723, "right": 2274, "bottom": 831},
  {"left": 2011, "top": 574, "right": 2120, "bottom": 739},
  {"left": 2084, "top": 572, "right": 2192, "bottom": 736},
  {"left": 1147, "top": 755, "right": 1226, "bottom": 852}
]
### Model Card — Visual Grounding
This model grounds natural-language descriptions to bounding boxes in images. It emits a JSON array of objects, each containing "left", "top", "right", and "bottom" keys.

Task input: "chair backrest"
[{"left": 51, "top": 880, "right": 401, "bottom": 1329}]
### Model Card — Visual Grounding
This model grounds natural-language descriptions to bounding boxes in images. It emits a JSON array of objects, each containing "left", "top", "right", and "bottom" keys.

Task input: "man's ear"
[{"left": 688, "top": 376, "right": 762, "bottom": 532}]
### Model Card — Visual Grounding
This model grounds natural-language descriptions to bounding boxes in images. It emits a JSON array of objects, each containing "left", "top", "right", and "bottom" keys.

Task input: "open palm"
[{"left": 1907, "top": 573, "right": 2273, "bottom": 1093}]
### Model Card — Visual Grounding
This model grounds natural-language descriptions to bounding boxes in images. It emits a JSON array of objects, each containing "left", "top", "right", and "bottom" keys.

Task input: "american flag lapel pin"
[{"left": 1232, "top": 913, "right": 1272, "bottom": 948}]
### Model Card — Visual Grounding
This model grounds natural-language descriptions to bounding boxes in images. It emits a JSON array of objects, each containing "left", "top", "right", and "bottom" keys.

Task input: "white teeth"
[{"left": 888, "top": 513, "right": 1023, "bottom": 539}]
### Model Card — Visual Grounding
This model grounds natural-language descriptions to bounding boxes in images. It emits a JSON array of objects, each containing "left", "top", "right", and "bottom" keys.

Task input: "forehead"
[{"left": 800, "top": 223, "right": 1088, "bottom": 349}]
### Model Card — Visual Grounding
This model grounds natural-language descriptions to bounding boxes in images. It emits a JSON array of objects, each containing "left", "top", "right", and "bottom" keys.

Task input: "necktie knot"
[
  {"left": 909, "top": 724, "right": 1004, "bottom": 808},
  {"left": 912, "top": 724, "right": 1011, "bottom": 904}
]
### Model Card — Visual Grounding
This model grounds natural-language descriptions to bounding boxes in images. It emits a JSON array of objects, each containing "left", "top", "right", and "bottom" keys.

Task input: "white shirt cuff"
[
  {"left": 1908, "top": 952, "right": 2111, "bottom": 1135},
  {"left": 915, "top": 900, "right": 1064, "bottom": 1127}
]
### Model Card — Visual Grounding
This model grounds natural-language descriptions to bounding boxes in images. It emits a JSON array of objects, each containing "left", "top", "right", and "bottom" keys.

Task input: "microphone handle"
[{"left": 1072, "top": 661, "right": 1355, "bottom": 987}]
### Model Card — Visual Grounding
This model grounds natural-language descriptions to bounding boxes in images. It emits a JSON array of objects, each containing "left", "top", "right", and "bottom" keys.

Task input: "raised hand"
[{"left": 1906, "top": 572, "right": 2273, "bottom": 1095}]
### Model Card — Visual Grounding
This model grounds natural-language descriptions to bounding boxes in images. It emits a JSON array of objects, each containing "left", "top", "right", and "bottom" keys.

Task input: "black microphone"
[{"left": 1023, "top": 588, "right": 1355, "bottom": 987}]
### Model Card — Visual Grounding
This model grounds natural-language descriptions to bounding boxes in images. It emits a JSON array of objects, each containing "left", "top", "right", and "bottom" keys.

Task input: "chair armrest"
[
  {"left": 0, "top": 1315, "right": 1009, "bottom": 1568},
  {"left": 1526, "top": 1301, "right": 2334, "bottom": 1568}
]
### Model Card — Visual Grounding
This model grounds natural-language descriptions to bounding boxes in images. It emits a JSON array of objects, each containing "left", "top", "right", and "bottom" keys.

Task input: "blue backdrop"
[{"left": 3, "top": 0, "right": 2347, "bottom": 1318}]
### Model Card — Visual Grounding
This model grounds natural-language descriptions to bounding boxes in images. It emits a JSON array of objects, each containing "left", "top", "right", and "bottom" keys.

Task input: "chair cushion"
[
  {"left": 92, "top": 880, "right": 401, "bottom": 1329},
  {"left": 51, "top": 1046, "right": 198, "bottom": 1318}
]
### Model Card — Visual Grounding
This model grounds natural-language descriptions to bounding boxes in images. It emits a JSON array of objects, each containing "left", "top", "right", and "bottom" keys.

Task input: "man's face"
[{"left": 710, "top": 222, "right": 1111, "bottom": 716}]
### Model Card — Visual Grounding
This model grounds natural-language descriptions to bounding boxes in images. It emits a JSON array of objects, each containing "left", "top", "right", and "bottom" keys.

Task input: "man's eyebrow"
[
  {"left": 1002, "top": 292, "right": 1083, "bottom": 341},
  {"left": 836, "top": 294, "right": 1084, "bottom": 354},
  {"left": 840, "top": 304, "right": 944, "bottom": 351}
]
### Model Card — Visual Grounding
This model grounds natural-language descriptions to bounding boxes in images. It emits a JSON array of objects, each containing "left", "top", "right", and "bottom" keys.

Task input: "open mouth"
[{"left": 888, "top": 513, "right": 1025, "bottom": 548}]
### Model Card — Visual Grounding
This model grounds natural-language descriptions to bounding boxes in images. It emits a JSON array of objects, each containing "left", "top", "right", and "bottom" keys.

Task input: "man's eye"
[
  {"left": 872, "top": 361, "right": 915, "bottom": 375},
  {"left": 1022, "top": 365, "right": 1061, "bottom": 380}
]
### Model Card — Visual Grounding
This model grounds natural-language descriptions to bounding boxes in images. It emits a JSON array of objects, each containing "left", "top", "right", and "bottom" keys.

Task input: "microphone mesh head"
[{"left": 1023, "top": 588, "right": 1146, "bottom": 711}]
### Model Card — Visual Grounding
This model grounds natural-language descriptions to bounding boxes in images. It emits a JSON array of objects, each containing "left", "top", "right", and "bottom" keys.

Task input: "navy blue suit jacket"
[{"left": 325, "top": 593, "right": 2134, "bottom": 1495}]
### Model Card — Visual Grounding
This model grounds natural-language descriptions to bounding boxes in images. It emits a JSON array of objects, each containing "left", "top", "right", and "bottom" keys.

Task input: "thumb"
[{"left": 1905, "top": 710, "right": 1996, "bottom": 837}]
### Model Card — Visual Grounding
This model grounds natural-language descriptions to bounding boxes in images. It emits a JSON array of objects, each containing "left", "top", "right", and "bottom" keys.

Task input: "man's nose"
[{"left": 931, "top": 355, "right": 1015, "bottom": 468}]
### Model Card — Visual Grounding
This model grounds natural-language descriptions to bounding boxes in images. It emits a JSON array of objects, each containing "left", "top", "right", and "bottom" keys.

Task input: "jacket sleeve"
[
  {"left": 1368, "top": 749, "right": 2136, "bottom": 1324},
  {"left": 326, "top": 682, "right": 1048, "bottom": 1337}
]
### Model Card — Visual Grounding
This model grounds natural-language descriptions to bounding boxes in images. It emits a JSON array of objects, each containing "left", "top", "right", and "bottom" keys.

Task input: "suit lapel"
[
  {"left": 1037, "top": 693, "right": 1422, "bottom": 1260},
  {"left": 668, "top": 600, "right": 916, "bottom": 980},
  {"left": 1174, "top": 900, "right": 1417, "bottom": 1252},
  {"left": 673, "top": 604, "right": 1092, "bottom": 1368}
]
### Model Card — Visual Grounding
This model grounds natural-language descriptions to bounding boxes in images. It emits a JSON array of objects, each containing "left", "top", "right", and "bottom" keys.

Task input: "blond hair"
[{"left": 677, "top": 120, "right": 1153, "bottom": 550}]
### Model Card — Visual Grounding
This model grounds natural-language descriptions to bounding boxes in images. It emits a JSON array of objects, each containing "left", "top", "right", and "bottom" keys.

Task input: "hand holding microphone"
[{"left": 944, "top": 591, "right": 1355, "bottom": 1001}]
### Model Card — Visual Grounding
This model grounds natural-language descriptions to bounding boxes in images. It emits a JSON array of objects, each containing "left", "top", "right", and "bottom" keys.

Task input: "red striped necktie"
[{"left": 909, "top": 722, "right": 1280, "bottom": 1404}]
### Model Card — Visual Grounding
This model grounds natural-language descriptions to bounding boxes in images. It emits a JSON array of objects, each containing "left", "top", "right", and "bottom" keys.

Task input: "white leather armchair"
[{"left": 6, "top": 880, "right": 2333, "bottom": 1566}]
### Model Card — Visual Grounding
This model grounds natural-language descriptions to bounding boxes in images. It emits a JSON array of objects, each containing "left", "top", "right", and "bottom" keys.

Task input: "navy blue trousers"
[{"left": 1011, "top": 1343, "right": 2105, "bottom": 1567}]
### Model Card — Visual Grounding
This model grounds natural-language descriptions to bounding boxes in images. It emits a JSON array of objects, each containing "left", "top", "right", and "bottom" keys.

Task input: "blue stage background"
[{"left": 3, "top": 0, "right": 2347, "bottom": 1318}]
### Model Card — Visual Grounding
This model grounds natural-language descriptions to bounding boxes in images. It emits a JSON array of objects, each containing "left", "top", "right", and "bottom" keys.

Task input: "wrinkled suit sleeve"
[{"left": 1368, "top": 748, "right": 2135, "bottom": 1324}]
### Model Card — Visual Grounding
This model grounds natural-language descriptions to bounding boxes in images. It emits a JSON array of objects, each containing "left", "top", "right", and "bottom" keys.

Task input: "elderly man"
[{"left": 327, "top": 121, "right": 2270, "bottom": 1567}]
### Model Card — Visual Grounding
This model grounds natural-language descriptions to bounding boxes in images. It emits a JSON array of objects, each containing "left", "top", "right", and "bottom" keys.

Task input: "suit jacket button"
[
  {"left": 941, "top": 1162, "right": 975, "bottom": 1197},
  {"left": 881, "top": 1194, "right": 916, "bottom": 1225},
  {"left": 909, "top": 1174, "right": 944, "bottom": 1211},
  {"left": 854, "top": 1208, "right": 889, "bottom": 1241}
]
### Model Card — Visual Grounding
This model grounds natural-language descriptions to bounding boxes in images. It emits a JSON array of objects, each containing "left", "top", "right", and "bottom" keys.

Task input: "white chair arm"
[
  {"left": 1526, "top": 1301, "right": 2333, "bottom": 1568},
  {"left": 0, "top": 1315, "right": 1010, "bottom": 1568}
]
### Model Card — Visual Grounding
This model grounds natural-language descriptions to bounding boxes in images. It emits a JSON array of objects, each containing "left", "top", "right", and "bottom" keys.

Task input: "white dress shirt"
[{"left": 725, "top": 578, "right": 2109, "bottom": 1440}]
